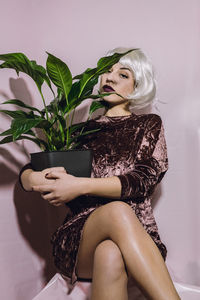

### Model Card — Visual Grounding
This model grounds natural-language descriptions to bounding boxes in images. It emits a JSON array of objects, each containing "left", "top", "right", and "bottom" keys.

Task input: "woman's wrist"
[
  {"left": 78, "top": 177, "right": 92, "bottom": 196},
  {"left": 79, "top": 176, "right": 121, "bottom": 198},
  {"left": 21, "top": 169, "right": 47, "bottom": 191},
  {"left": 21, "top": 169, "right": 34, "bottom": 191}
]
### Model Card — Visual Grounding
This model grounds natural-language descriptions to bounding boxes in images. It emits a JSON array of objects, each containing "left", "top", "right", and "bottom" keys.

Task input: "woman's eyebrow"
[{"left": 120, "top": 67, "right": 131, "bottom": 72}]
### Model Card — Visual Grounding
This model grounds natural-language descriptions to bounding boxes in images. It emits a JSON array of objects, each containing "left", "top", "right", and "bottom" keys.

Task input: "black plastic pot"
[{"left": 30, "top": 149, "right": 93, "bottom": 177}]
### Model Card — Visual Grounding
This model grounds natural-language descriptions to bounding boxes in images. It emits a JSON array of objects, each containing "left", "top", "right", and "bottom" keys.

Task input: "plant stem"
[
  {"left": 70, "top": 108, "right": 76, "bottom": 127},
  {"left": 35, "top": 82, "right": 49, "bottom": 122},
  {"left": 66, "top": 113, "right": 70, "bottom": 149},
  {"left": 39, "top": 90, "right": 49, "bottom": 122}
]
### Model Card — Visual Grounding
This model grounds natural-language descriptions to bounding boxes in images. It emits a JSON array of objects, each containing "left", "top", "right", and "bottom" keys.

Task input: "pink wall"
[{"left": 0, "top": 0, "right": 200, "bottom": 299}]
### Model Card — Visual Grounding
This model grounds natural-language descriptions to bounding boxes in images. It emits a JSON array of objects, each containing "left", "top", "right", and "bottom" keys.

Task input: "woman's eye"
[{"left": 120, "top": 73, "right": 128, "bottom": 79}]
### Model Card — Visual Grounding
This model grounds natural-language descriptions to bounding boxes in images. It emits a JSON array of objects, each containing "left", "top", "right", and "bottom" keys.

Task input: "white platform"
[{"left": 32, "top": 273, "right": 200, "bottom": 300}]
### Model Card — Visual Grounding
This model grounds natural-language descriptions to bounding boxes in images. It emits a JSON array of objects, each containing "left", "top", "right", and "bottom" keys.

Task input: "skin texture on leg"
[
  {"left": 76, "top": 201, "right": 180, "bottom": 300},
  {"left": 91, "top": 240, "right": 128, "bottom": 300}
]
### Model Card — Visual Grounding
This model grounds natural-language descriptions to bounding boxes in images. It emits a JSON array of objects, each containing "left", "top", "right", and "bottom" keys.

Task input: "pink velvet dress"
[{"left": 50, "top": 112, "right": 168, "bottom": 292}]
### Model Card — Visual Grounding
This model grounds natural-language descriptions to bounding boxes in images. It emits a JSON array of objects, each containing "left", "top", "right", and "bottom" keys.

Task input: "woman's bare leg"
[
  {"left": 76, "top": 201, "right": 180, "bottom": 300},
  {"left": 91, "top": 239, "right": 128, "bottom": 300}
]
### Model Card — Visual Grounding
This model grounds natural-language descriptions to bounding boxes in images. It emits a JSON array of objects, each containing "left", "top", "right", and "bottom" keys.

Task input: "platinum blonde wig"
[{"left": 107, "top": 47, "right": 156, "bottom": 109}]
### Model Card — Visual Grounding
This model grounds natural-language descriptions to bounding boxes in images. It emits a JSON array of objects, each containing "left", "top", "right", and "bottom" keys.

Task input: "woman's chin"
[{"left": 103, "top": 95, "right": 128, "bottom": 106}]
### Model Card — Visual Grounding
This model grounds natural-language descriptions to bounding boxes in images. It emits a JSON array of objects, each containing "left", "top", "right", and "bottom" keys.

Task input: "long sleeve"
[
  {"left": 18, "top": 163, "right": 33, "bottom": 191},
  {"left": 118, "top": 115, "right": 168, "bottom": 202}
]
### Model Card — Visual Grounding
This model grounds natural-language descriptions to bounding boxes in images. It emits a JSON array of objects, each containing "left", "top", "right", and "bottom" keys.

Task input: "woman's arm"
[
  {"left": 32, "top": 114, "right": 168, "bottom": 206},
  {"left": 84, "top": 115, "right": 168, "bottom": 202},
  {"left": 84, "top": 176, "right": 121, "bottom": 198},
  {"left": 32, "top": 172, "right": 121, "bottom": 206},
  {"left": 117, "top": 115, "right": 168, "bottom": 201}
]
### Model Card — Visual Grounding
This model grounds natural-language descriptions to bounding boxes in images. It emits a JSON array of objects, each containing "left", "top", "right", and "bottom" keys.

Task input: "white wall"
[{"left": 0, "top": 0, "right": 200, "bottom": 299}]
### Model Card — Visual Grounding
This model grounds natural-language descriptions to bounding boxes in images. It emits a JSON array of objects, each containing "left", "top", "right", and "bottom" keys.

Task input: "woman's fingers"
[
  {"left": 42, "top": 191, "right": 57, "bottom": 201},
  {"left": 49, "top": 199, "right": 63, "bottom": 206},
  {"left": 43, "top": 194, "right": 64, "bottom": 206},
  {"left": 52, "top": 203, "right": 62, "bottom": 207},
  {"left": 45, "top": 171, "right": 64, "bottom": 179},
  {"left": 32, "top": 182, "right": 68, "bottom": 206},
  {"left": 32, "top": 172, "right": 75, "bottom": 204},
  {"left": 42, "top": 167, "right": 67, "bottom": 174},
  {"left": 32, "top": 184, "right": 53, "bottom": 194}
]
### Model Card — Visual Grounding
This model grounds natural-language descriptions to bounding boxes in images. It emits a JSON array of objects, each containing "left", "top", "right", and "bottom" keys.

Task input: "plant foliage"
[{"left": 0, "top": 49, "right": 135, "bottom": 150}]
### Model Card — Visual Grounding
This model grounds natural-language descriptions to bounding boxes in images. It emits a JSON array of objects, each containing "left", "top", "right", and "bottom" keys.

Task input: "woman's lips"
[{"left": 103, "top": 85, "right": 115, "bottom": 92}]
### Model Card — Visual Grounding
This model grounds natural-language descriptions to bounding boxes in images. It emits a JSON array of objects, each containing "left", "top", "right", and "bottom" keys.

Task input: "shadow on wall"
[
  {"left": 9, "top": 77, "right": 34, "bottom": 105},
  {"left": 0, "top": 150, "right": 66, "bottom": 283},
  {"left": 0, "top": 76, "right": 97, "bottom": 283},
  {"left": 0, "top": 77, "right": 68, "bottom": 283},
  {"left": 14, "top": 182, "right": 68, "bottom": 282}
]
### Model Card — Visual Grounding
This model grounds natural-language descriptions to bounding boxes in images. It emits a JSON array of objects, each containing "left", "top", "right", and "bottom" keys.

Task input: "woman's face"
[{"left": 100, "top": 62, "right": 134, "bottom": 105}]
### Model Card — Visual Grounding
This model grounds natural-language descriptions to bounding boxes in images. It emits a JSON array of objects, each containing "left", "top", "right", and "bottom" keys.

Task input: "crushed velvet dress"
[{"left": 50, "top": 112, "right": 168, "bottom": 291}]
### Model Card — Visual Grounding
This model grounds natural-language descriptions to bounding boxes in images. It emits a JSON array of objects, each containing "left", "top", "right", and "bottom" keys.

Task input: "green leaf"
[
  {"left": 67, "top": 127, "right": 100, "bottom": 150},
  {"left": 30, "top": 60, "right": 54, "bottom": 95},
  {"left": 82, "top": 91, "right": 117, "bottom": 101},
  {"left": 89, "top": 100, "right": 106, "bottom": 115},
  {"left": 57, "top": 88, "right": 64, "bottom": 100},
  {"left": 45, "top": 97, "right": 59, "bottom": 115},
  {"left": 0, "top": 128, "right": 35, "bottom": 137},
  {"left": 50, "top": 131, "right": 65, "bottom": 150},
  {"left": 68, "top": 81, "right": 81, "bottom": 102},
  {"left": 74, "top": 50, "right": 136, "bottom": 100},
  {"left": 19, "top": 135, "right": 48, "bottom": 149},
  {"left": 0, "top": 128, "right": 13, "bottom": 136},
  {"left": 80, "top": 75, "right": 98, "bottom": 98},
  {"left": 97, "top": 49, "right": 137, "bottom": 71},
  {"left": 0, "top": 52, "right": 54, "bottom": 96},
  {"left": 78, "top": 128, "right": 100, "bottom": 137},
  {"left": 69, "top": 122, "right": 85, "bottom": 134},
  {"left": 67, "top": 140, "right": 81, "bottom": 150},
  {"left": 77, "top": 68, "right": 98, "bottom": 98},
  {"left": 46, "top": 52, "right": 72, "bottom": 101},
  {"left": 36, "top": 119, "right": 52, "bottom": 130},
  {"left": 11, "top": 117, "right": 49, "bottom": 140},
  {"left": 64, "top": 81, "right": 83, "bottom": 113},
  {"left": 0, "top": 134, "right": 48, "bottom": 149},
  {"left": 0, "top": 135, "right": 15, "bottom": 144},
  {"left": 0, "top": 109, "right": 28, "bottom": 118},
  {"left": 0, "top": 53, "right": 29, "bottom": 69},
  {"left": 57, "top": 115, "right": 66, "bottom": 130},
  {"left": 73, "top": 68, "right": 94, "bottom": 80},
  {"left": 0, "top": 52, "right": 45, "bottom": 91},
  {"left": 1, "top": 99, "right": 42, "bottom": 114}
]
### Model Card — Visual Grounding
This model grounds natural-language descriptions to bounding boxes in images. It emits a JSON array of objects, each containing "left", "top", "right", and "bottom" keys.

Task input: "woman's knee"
[
  {"left": 102, "top": 201, "right": 138, "bottom": 228},
  {"left": 97, "top": 201, "right": 145, "bottom": 245},
  {"left": 87, "top": 201, "right": 138, "bottom": 235},
  {"left": 93, "top": 239, "right": 127, "bottom": 281}
]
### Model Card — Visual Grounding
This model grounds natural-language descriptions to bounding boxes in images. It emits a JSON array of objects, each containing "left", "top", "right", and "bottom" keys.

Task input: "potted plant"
[{"left": 0, "top": 49, "right": 133, "bottom": 176}]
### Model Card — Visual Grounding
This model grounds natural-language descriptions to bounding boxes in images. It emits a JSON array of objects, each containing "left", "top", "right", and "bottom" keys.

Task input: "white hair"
[{"left": 107, "top": 47, "right": 156, "bottom": 109}]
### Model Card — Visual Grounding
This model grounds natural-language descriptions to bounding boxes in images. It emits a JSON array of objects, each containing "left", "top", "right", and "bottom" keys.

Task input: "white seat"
[
  {"left": 32, "top": 273, "right": 200, "bottom": 300},
  {"left": 32, "top": 273, "right": 90, "bottom": 300},
  {"left": 174, "top": 281, "right": 200, "bottom": 300}
]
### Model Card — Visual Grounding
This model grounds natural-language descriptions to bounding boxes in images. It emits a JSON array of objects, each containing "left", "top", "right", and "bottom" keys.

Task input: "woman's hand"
[
  {"left": 32, "top": 171, "right": 85, "bottom": 206},
  {"left": 21, "top": 166, "right": 66, "bottom": 191},
  {"left": 27, "top": 168, "right": 122, "bottom": 205}
]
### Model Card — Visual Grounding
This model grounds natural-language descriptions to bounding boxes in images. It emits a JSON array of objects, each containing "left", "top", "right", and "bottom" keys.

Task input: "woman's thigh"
[{"left": 76, "top": 201, "right": 139, "bottom": 278}]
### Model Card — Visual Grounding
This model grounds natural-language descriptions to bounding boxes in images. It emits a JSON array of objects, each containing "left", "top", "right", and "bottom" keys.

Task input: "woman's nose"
[{"left": 105, "top": 72, "right": 117, "bottom": 83}]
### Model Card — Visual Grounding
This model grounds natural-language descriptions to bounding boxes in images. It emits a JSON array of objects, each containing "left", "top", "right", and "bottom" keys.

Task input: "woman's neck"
[{"left": 104, "top": 103, "right": 131, "bottom": 117}]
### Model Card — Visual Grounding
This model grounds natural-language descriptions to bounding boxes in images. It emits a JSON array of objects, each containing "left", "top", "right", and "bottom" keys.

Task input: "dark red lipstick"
[{"left": 103, "top": 85, "right": 115, "bottom": 92}]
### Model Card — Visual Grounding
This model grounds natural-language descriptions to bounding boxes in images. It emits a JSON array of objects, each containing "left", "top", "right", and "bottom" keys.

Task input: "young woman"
[{"left": 20, "top": 48, "right": 180, "bottom": 300}]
